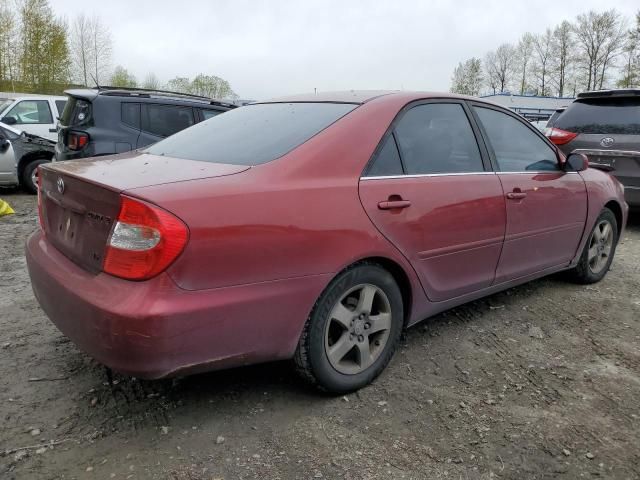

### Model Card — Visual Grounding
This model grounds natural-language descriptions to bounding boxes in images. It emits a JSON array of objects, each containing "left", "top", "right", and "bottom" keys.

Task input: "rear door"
[
  {"left": 359, "top": 100, "right": 506, "bottom": 302},
  {"left": 471, "top": 103, "right": 587, "bottom": 282}
]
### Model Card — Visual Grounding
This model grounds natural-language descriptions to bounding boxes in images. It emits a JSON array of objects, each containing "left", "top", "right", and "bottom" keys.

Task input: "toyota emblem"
[
  {"left": 57, "top": 177, "right": 65, "bottom": 194},
  {"left": 600, "top": 137, "right": 615, "bottom": 148}
]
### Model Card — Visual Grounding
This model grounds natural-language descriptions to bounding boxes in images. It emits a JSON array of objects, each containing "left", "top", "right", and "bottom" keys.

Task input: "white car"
[{"left": 0, "top": 95, "right": 67, "bottom": 142}]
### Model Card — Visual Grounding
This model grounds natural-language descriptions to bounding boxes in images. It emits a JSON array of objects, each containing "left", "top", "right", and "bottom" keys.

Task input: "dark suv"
[
  {"left": 55, "top": 87, "right": 236, "bottom": 162},
  {"left": 546, "top": 89, "right": 640, "bottom": 207}
]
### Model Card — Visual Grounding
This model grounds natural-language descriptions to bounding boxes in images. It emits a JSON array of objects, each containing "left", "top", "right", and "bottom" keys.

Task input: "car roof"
[
  {"left": 64, "top": 87, "right": 236, "bottom": 109},
  {"left": 260, "top": 90, "right": 488, "bottom": 105},
  {"left": 577, "top": 89, "right": 640, "bottom": 100}
]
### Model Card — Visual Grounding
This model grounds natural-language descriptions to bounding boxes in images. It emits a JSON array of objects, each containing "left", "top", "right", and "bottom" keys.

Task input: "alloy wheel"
[
  {"left": 324, "top": 283, "right": 392, "bottom": 375},
  {"left": 587, "top": 219, "right": 614, "bottom": 274}
]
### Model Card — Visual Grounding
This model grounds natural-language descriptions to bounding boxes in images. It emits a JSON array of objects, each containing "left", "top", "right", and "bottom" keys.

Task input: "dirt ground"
[{"left": 0, "top": 190, "right": 639, "bottom": 480}]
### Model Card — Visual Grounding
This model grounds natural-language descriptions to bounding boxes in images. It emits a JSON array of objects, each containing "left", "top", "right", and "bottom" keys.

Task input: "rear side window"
[
  {"left": 142, "top": 104, "right": 195, "bottom": 137},
  {"left": 122, "top": 103, "right": 141, "bottom": 129},
  {"left": 146, "top": 102, "right": 357, "bottom": 165},
  {"left": 5, "top": 100, "right": 53, "bottom": 124},
  {"left": 555, "top": 98, "right": 640, "bottom": 134},
  {"left": 201, "top": 109, "right": 222, "bottom": 120},
  {"left": 55, "top": 100, "right": 67, "bottom": 117},
  {"left": 366, "top": 134, "right": 403, "bottom": 176},
  {"left": 475, "top": 106, "right": 558, "bottom": 172},
  {"left": 394, "top": 103, "right": 484, "bottom": 175},
  {"left": 60, "top": 97, "right": 91, "bottom": 126}
]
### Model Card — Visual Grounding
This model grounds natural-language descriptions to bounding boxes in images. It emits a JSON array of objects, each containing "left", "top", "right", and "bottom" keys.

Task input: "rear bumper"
[{"left": 26, "top": 230, "right": 329, "bottom": 378}]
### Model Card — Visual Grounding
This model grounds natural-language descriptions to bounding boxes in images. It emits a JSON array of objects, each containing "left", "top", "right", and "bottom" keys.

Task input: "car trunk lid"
[{"left": 39, "top": 153, "right": 249, "bottom": 272}]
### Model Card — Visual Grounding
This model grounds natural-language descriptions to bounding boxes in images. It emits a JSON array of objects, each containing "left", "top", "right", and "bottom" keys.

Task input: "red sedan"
[{"left": 26, "top": 91, "right": 628, "bottom": 393}]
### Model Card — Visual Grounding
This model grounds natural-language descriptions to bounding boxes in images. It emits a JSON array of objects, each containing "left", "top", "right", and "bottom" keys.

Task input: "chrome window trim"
[
  {"left": 625, "top": 185, "right": 640, "bottom": 190},
  {"left": 361, "top": 172, "right": 496, "bottom": 180},
  {"left": 361, "top": 170, "right": 577, "bottom": 180}
]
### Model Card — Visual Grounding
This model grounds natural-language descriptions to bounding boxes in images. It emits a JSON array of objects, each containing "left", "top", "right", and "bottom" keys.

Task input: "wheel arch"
[
  {"left": 604, "top": 200, "right": 623, "bottom": 238},
  {"left": 17, "top": 150, "right": 53, "bottom": 185}
]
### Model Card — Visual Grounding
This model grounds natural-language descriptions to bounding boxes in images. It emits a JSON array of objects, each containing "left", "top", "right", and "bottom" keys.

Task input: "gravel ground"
[{"left": 1, "top": 190, "right": 639, "bottom": 480}]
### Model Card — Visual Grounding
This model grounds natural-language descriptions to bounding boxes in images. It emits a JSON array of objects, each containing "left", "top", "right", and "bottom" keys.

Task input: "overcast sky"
[{"left": 51, "top": 0, "right": 639, "bottom": 100}]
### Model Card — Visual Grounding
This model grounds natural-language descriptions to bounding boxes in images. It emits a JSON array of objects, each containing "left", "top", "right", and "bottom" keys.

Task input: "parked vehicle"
[
  {"left": 0, "top": 122, "right": 55, "bottom": 193},
  {"left": 0, "top": 95, "right": 67, "bottom": 142},
  {"left": 26, "top": 91, "right": 628, "bottom": 393},
  {"left": 55, "top": 87, "right": 236, "bottom": 162},
  {"left": 546, "top": 89, "right": 640, "bottom": 207},
  {"left": 545, "top": 107, "right": 566, "bottom": 132}
]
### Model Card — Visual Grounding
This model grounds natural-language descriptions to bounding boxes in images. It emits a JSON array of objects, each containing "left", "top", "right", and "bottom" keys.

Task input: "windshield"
[
  {"left": 146, "top": 102, "right": 358, "bottom": 165},
  {"left": 555, "top": 98, "right": 640, "bottom": 134}
]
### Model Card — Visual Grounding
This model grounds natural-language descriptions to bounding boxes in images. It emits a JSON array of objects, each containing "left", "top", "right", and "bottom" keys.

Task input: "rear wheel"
[
  {"left": 568, "top": 208, "right": 618, "bottom": 284},
  {"left": 22, "top": 158, "right": 50, "bottom": 194},
  {"left": 294, "top": 264, "right": 403, "bottom": 393}
]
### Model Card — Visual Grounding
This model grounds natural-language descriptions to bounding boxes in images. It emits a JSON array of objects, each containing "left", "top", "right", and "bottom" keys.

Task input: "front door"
[
  {"left": 359, "top": 101, "right": 506, "bottom": 302},
  {"left": 472, "top": 105, "right": 587, "bottom": 281}
]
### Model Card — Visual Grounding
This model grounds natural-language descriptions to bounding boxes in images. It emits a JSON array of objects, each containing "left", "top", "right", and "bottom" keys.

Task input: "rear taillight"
[
  {"left": 103, "top": 196, "right": 188, "bottom": 280},
  {"left": 67, "top": 131, "right": 89, "bottom": 150},
  {"left": 546, "top": 128, "right": 578, "bottom": 146}
]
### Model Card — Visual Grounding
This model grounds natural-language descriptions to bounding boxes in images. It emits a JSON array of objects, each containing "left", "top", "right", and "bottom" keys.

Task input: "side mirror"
[
  {"left": 1, "top": 116, "right": 17, "bottom": 125},
  {"left": 0, "top": 138, "right": 9, "bottom": 151},
  {"left": 564, "top": 153, "right": 589, "bottom": 172}
]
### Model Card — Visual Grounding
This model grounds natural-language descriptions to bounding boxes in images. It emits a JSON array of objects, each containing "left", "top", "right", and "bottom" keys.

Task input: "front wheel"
[
  {"left": 567, "top": 208, "right": 618, "bottom": 284},
  {"left": 294, "top": 264, "right": 403, "bottom": 393}
]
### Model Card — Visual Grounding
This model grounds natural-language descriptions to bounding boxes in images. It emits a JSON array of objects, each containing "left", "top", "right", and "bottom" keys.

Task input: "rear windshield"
[
  {"left": 146, "top": 102, "right": 357, "bottom": 165},
  {"left": 60, "top": 96, "right": 91, "bottom": 126},
  {"left": 555, "top": 98, "right": 640, "bottom": 134}
]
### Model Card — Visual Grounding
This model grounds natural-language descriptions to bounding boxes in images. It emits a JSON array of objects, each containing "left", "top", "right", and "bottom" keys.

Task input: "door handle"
[
  {"left": 506, "top": 190, "right": 527, "bottom": 200},
  {"left": 49, "top": 128, "right": 57, "bottom": 133},
  {"left": 378, "top": 200, "right": 411, "bottom": 210}
]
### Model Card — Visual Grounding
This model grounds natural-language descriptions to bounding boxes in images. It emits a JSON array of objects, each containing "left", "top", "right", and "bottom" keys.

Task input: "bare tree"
[
  {"left": 90, "top": 16, "right": 111, "bottom": 85},
  {"left": 70, "top": 14, "right": 91, "bottom": 85},
  {"left": 450, "top": 57, "right": 483, "bottom": 95},
  {"left": 484, "top": 44, "right": 516, "bottom": 94},
  {"left": 142, "top": 72, "right": 160, "bottom": 90},
  {"left": 533, "top": 29, "right": 553, "bottom": 96},
  {"left": 0, "top": 0, "right": 18, "bottom": 91},
  {"left": 550, "top": 21, "right": 574, "bottom": 97},
  {"left": 618, "top": 11, "right": 640, "bottom": 87},
  {"left": 574, "top": 10, "right": 625, "bottom": 91},
  {"left": 516, "top": 33, "right": 535, "bottom": 94}
]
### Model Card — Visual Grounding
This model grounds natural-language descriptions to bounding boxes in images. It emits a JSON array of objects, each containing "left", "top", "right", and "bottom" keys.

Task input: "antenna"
[{"left": 89, "top": 73, "right": 99, "bottom": 89}]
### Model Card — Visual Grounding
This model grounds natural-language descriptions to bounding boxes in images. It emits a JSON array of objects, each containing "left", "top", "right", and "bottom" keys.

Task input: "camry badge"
[
  {"left": 57, "top": 177, "right": 65, "bottom": 194},
  {"left": 600, "top": 137, "right": 614, "bottom": 148}
]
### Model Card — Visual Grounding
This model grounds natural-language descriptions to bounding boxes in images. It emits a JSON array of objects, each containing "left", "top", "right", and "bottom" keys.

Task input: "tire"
[
  {"left": 294, "top": 263, "right": 404, "bottom": 393},
  {"left": 567, "top": 208, "right": 618, "bottom": 284},
  {"left": 21, "top": 158, "right": 50, "bottom": 194}
]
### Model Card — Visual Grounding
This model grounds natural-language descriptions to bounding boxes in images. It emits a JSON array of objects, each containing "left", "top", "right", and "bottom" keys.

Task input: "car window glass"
[
  {"left": 394, "top": 103, "right": 483, "bottom": 174},
  {"left": 122, "top": 103, "right": 141, "bottom": 129},
  {"left": 55, "top": 100, "right": 67, "bottom": 116},
  {"left": 141, "top": 104, "right": 195, "bottom": 137},
  {"left": 5, "top": 100, "right": 53, "bottom": 124},
  {"left": 554, "top": 98, "right": 640, "bottom": 134},
  {"left": 474, "top": 106, "right": 559, "bottom": 172},
  {"left": 146, "top": 102, "right": 357, "bottom": 165},
  {"left": 201, "top": 109, "right": 222, "bottom": 120},
  {"left": 366, "top": 134, "right": 403, "bottom": 176}
]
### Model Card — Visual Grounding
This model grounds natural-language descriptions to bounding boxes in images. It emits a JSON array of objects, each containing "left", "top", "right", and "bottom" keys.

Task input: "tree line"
[
  {"left": 451, "top": 9, "right": 640, "bottom": 97},
  {"left": 0, "top": 0, "right": 237, "bottom": 98}
]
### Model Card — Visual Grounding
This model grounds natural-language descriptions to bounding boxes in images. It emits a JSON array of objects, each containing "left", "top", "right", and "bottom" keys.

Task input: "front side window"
[
  {"left": 394, "top": 103, "right": 484, "bottom": 175},
  {"left": 142, "top": 104, "right": 195, "bottom": 138},
  {"left": 146, "top": 102, "right": 357, "bottom": 165},
  {"left": 5, "top": 100, "right": 53, "bottom": 124},
  {"left": 474, "top": 106, "right": 559, "bottom": 172}
]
